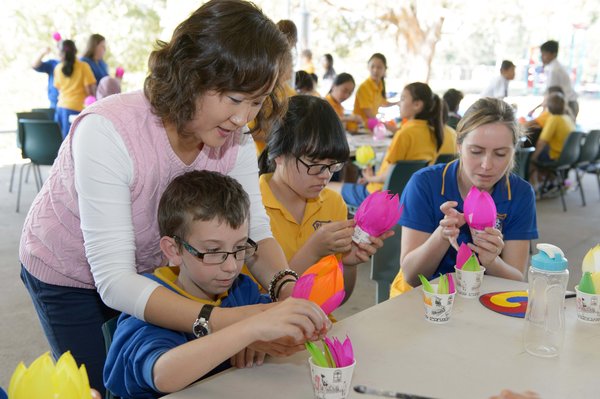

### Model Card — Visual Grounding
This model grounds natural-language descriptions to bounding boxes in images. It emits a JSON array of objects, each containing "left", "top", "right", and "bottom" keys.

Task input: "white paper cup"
[
  {"left": 575, "top": 285, "right": 600, "bottom": 323},
  {"left": 454, "top": 266, "right": 486, "bottom": 298},
  {"left": 309, "top": 357, "right": 356, "bottom": 399},
  {"left": 422, "top": 284, "right": 456, "bottom": 324}
]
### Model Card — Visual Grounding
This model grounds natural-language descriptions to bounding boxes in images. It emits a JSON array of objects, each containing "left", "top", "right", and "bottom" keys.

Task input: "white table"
[
  {"left": 346, "top": 132, "right": 392, "bottom": 156},
  {"left": 164, "top": 276, "right": 599, "bottom": 399}
]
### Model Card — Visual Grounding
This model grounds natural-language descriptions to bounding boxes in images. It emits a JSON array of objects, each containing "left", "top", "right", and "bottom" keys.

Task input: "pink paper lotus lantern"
[
  {"left": 115, "top": 66, "right": 125, "bottom": 79},
  {"left": 292, "top": 255, "right": 345, "bottom": 315},
  {"left": 323, "top": 335, "right": 354, "bottom": 367},
  {"left": 353, "top": 190, "right": 402, "bottom": 244},
  {"left": 367, "top": 117, "right": 380, "bottom": 131},
  {"left": 52, "top": 32, "right": 62, "bottom": 42},
  {"left": 84, "top": 95, "right": 97, "bottom": 107},
  {"left": 463, "top": 186, "right": 497, "bottom": 231}
]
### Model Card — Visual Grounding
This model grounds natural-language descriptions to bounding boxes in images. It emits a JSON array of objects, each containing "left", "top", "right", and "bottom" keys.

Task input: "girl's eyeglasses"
[
  {"left": 296, "top": 158, "right": 345, "bottom": 175},
  {"left": 173, "top": 236, "right": 258, "bottom": 265}
]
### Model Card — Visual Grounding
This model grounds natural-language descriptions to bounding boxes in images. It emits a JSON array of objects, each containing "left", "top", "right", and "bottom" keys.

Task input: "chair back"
[
  {"left": 31, "top": 108, "right": 55, "bottom": 120},
  {"left": 578, "top": 130, "right": 600, "bottom": 165},
  {"left": 591, "top": 130, "right": 600, "bottom": 163},
  {"left": 514, "top": 147, "right": 534, "bottom": 181},
  {"left": 383, "top": 160, "right": 429, "bottom": 196},
  {"left": 102, "top": 316, "right": 120, "bottom": 399},
  {"left": 370, "top": 160, "right": 428, "bottom": 303},
  {"left": 434, "top": 153, "right": 457, "bottom": 164},
  {"left": 554, "top": 131, "right": 584, "bottom": 170},
  {"left": 20, "top": 119, "right": 63, "bottom": 165},
  {"left": 16, "top": 112, "right": 49, "bottom": 150}
]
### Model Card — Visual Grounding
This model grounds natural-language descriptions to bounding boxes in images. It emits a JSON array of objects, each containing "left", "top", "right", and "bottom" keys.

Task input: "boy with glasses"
[{"left": 104, "top": 170, "right": 329, "bottom": 398}]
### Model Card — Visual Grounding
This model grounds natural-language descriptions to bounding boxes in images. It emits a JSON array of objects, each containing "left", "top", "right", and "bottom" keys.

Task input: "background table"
[{"left": 165, "top": 276, "right": 599, "bottom": 399}]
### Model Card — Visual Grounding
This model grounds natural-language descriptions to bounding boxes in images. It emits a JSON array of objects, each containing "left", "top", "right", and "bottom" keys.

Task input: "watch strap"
[{"left": 193, "top": 304, "right": 214, "bottom": 338}]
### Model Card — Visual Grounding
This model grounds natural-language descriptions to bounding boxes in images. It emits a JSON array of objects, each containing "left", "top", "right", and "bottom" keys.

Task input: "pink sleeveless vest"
[{"left": 20, "top": 91, "right": 240, "bottom": 289}]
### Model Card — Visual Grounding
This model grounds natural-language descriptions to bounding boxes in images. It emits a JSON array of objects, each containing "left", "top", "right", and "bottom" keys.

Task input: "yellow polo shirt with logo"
[
  {"left": 539, "top": 114, "right": 575, "bottom": 160},
  {"left": 367, "top": 119, "right": 438, "bottom": 193},
  {"left": 259, "top": 173, "right": 347, "bottom": 262},
  {"left": 353, "top": 77, "right": 385, "bottom": 126}
]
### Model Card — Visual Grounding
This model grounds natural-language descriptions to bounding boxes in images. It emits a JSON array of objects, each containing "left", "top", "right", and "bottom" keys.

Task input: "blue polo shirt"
[
  {"left": 34, "top": 59, "right": 59, "bottom": 108},
  {"left": 80, "top": 56, "right": 109, "bottom": 82},
  {"left": 400, "top": 160, "right": 538, "bottom": 279}
]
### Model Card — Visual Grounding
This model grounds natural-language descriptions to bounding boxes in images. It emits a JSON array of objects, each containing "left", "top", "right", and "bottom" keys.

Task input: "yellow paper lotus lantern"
[
  {"left": 9, "top": 352, "right": 92, "bottom": 399},
  {"left": 354, "top": 145, "right": 376, "bottom": 168}
]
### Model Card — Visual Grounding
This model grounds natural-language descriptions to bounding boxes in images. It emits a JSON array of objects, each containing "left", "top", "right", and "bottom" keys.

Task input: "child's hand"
[
  {"left": 342, "top": 229, "right": 395, "bottom": 265},
  {"left": 230, "top": 347, "right": 267, "bottom": 368},
  {"left": 468, "top": 227, "right": 504, "bottom": 268},
  {"left": 251, "top": 298, "right": 331, "bottom": 343},
  {"left": 489, "top": 390, "right": 540, "bottom": 399},
  {"left": 439, "top": 201, "right": 465, "bottom": 246},
  {"left": 308, "top": 219, "right": 355, "bottom": 258},
  {"left": 249, "top": 337, "right": 306, "bottom": 357}
]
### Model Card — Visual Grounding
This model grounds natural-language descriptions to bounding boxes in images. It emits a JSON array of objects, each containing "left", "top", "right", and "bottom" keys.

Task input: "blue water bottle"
[{"left": 523, "top": 243, "right": 569, "bottom": 357}]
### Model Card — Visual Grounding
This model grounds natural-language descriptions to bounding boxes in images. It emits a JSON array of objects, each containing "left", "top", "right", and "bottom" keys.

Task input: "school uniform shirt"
[
  {"left": 367, "top": 119, "right": 438, "bottom": 193},
  {"left": 353, "top": 77, "right": 385, "bottom": 126},
  {"left": 534, "top": 110, "right": 550, "bottom": 128},
  {"left": 81, "top": 56, "right": 109, "bottom": 83},
  {"left": 544, "top": 59, "right": 577, "bottom": 102},
  {"left": 104, "top": 266, "right": 270, "bottom": 399},
  {"left": 397, "top": 160, "right": 538, "bottom": 279},
  {"left": 325, "top": 93, "right": 344, "bottom": 119},
  {"left": 259, "top": 173, "right": 347, "bottom": 262},
  {"left": 539, "top": 114, "right": 576, "bottom": 160},
  {"left": 53, "top": 60, "right": 96, "bottom": 111},
  {"left": 438, "top": 125, "right": 457, "bottom": 155},
  {"left": 481, "top": 75, "right": 510, "bottom": 99},
  {"left": 34, "top": 59, "right": 59, "bottom": 108}
]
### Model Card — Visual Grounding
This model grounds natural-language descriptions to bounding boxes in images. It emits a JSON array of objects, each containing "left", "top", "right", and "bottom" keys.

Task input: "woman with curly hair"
[{"left": 19, "top": 1, "right": 330, "bottom": 395}]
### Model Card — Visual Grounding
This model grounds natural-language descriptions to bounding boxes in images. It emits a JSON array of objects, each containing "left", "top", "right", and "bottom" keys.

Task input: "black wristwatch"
[{"left": 193, "top": 304, "right": 214, "bottom": 338}]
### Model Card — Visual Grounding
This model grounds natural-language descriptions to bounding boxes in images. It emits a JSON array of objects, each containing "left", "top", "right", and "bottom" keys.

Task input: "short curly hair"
[{"left": 144, "top": 0, "right": 291, "bottom": 137}]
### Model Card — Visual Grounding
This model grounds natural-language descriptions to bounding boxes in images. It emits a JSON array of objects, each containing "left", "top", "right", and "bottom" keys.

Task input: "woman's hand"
[
  {"left": 439, "top": 201, "right": 465, "bottom": 248},
  {"left": 468, "top": 227, "right": 504, "bottom": 268},
  {"left": 342, "top": 229, "right": 395, "bottom": 265},
  {"left": 306, "top": 220, "right": 355, "bottom": 258}
]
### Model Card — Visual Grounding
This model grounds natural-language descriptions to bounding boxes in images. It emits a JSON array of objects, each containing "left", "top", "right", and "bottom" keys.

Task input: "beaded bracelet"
[{"left": 268, "top": 269, "right": 299, "bottom": 302}]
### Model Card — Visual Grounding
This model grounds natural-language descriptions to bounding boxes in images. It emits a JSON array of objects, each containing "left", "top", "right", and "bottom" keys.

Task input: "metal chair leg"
[
  {"left": 556, "top": 171, "right": 567, "bottom": 212},
  {"left": 575, "top": 168, "right": 586, "bottom": 206},
  {"left": 8, "top": 163, "right": 16, "bottom": 193},
  {"left": 16, "top": 163, "right": 27, "bottom": 213}
]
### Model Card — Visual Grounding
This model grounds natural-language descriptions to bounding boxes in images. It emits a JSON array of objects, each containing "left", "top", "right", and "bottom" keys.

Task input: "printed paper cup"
[
  {"left": 309, "top": 357, "right": 356, "bottom": 399},
  {"left": 422, "top": 284, "right": 455, "bottom": 324},
  {"left": 575, "top": 285, "right": 600, "bottom": 323},
  {"left": 454, "top": 266, "right": 486, "bottom": 298}
]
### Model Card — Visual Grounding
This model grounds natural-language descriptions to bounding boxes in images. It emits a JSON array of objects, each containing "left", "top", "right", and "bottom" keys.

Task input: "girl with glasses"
[{"left": 258, "top": 95, "right": 394, "bottom": 300}]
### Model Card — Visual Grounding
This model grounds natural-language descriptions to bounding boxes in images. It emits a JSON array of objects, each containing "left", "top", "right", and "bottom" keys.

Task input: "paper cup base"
[
  {"left": 422, "top": 284, "right": 455, "bottom": 324},
  {"left": 309, "top": 358, "right": 355, "bottom": 399},
  {"left": 575, "top": 285, "right": 600, "bottom": 323},
  {"left": 454, "top": 266, "right": 486, "bottom": 298}
]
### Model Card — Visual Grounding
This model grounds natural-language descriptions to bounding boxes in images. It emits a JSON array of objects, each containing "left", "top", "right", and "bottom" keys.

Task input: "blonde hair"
[{"left": 456, "top": 98, "right": 523, "bottom": 171}]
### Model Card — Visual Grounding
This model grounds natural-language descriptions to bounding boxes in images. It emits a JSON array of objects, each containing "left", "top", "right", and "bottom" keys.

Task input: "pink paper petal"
[
  {"left": 447, "top": 273, "right": 456, "bottom": 294},
  {"left": 291, "top": 274, "right": 315, "bottom": 299},
  {"left": 320, "top": 290, "right": 345, "bottom": 315},
  {"left": 355, "top": 191, "right": 402, "bottom": 237},
  {"left": 324, "top": 336, "right": 341, "bottom": 367},
  {"left": 341, "top": 336, "right": 354, "bottom": 366},
  {"left": 456, "top": 243, "right": 472, "bottom": 269}
]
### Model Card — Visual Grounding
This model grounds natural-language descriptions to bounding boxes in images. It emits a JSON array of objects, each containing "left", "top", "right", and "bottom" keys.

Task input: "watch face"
[{"left": 193, "top": 319, "right": 210, "bottom": 337}]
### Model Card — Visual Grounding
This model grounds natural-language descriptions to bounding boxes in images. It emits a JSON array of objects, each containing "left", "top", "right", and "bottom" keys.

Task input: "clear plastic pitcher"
[{"left": 523, "top": 243, "right": 569, "bottom": 357}]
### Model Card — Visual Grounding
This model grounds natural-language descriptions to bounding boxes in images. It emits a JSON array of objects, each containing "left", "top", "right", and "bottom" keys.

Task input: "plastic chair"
[
  {"left": 434, "top": 153, "right": 457, "bottom": 164},
  {"left": 514, "top": 147, "right": 534, "bottom": 181},
  {"left": 9, "top": 112, "right": 50, "bottom": 193},
  {"left": 576, "top": 130, "right": 600, "bottom": 200},
  {"left": 101, "top": 316, "right": 120, "bottom": 399},
  {"left": 370, "top": 160, "right": 429, "bottom": 303},
  {"left": 31, "top": 107, "right": 56, "bottom": 120},
  {"left": 533, "top": 131, "right": 584, "bottom": 212},
  {"left": 16, "top": 119, "right": 63, "bottom": 212}
]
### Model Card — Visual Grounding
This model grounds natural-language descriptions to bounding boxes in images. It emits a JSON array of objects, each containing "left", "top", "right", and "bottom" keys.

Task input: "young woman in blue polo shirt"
[{"left": 391, "top": 98, "right": 538, "bottom": 295}]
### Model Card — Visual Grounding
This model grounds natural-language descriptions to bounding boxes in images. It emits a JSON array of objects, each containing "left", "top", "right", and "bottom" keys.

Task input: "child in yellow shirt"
[{"left": 258, "top": 95, "right": 394, "bottom": 299}]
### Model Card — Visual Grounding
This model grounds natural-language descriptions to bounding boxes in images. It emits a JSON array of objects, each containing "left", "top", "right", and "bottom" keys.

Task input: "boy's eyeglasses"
[
  {"left": 296, "top": 158, "right": 345, "bottom": 175},
  {"left": 172, "top": 236, "right": 258, "bottom": 265}
]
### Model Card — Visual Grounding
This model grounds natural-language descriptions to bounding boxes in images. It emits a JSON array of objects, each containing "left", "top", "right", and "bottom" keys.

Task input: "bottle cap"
[{"left": 532, "top": 243, "right": 568, "bottom": 271}]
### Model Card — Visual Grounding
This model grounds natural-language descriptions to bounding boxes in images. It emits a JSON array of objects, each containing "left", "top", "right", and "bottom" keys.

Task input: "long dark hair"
[
  {"left": 83, "top": 33, "right": 105, "bottom": 60},
  {"left": 60, "top": 40, "right": 77, "bottom": 77},
  {"left": 328, "top": 72, "right": 355, "bottom": 94},
  {"left": 368, "top": 53, "right": 387, "bottom": 99},
  {"left": 144, "top": 0, "right": 291, "bottom": 136},
  {"left": 258, "top": 95, "right": 349, "bottom": 175},
  {"left": 404, "top": 82, "right": 444, "bottom": 151}
]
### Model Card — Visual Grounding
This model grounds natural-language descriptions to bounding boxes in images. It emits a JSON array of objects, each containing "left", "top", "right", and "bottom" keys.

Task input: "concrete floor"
[{"left": 1, "top": 130, "right": 599, "bottom": 389}]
